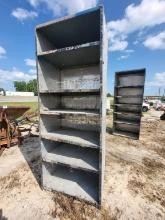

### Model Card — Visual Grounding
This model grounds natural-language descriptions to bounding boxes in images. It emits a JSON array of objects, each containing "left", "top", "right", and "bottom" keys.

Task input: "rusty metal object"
[{"left": 0, "top": 106, "right": 30, "bottom": 148}]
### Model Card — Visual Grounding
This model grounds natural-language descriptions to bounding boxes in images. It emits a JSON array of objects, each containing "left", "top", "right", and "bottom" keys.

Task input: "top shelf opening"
[
  {"left": 36, "top": 7, "right": 101, "bottom": 53},
  {"left": 115, "top": 70, "right": 145, "bottom": 87}
]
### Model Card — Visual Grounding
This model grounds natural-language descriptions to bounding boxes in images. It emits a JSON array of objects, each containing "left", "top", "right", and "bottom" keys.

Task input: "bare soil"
[{"left": 0, "top": 109, "right": 165, "bottom": 220}]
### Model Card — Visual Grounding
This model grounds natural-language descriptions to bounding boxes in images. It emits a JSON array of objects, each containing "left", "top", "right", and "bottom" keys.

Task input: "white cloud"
[
  {"left": 25, "top": 58, "right": 36, "bottom": 67},
  {"left": 11, "top": 8, "right": 38, "bottom": 21},
  {"left": 0, "top": 46, "right": 6, "bottom": 58},
  {"left": 0, "top": 67, "right": 36, "bottom": 82},
  {"left": 125, "top": 49, "right": 134, "bottom": 53},
  {"left": 117, "top": 55, "right": 129, "bottom": 60},
  {"left": 146, "top": 72, "right": 165, "bottom": 87},
  {"left": 133, "top": 40, "right": 139, "bottom": 45},
  {"left": 108, "top": 0, "right": 165, "bottom": 51},
  {"left": 109, "top": 39, "right": 128, "bottom": 52},
  {"left": 28, "top": 0, "right": 98, "bottom": 16},
  {"left": 28, "top": 0, "right": 39, "bottom": 7},
  {"left": 143, "top": 31, "right": 165, "bottom": 49},
  {"left": 28, "top": 68, "right": 37, "bottom": 74},
  {"left": 117, "top": 49, "right": 134, "bottom": 60}
]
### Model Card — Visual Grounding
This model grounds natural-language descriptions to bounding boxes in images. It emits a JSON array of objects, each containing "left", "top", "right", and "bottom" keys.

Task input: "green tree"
[
  {"left": 107, "top": 93, "right": 112, "bottom": 97},
  {"left": 0, "top": 88, "right": 6, "bottom": 95},
  {"left": 14, "top": 79, "right": 38, "bottom": 95},
  {"left": 27, "top": 79, "right": 38, "bottom": 95},
  {"left": 14, "top": 81, "right": 27, "bottom": 91}
]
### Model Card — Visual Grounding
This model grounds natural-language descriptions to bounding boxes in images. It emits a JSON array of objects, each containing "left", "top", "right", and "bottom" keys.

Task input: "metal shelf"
[
  {"left": 43, "top": 162, "right": 99, "bottom": 203},
  {"left": 38, "top": 41, "right": 100, "bottom": 68},
  {"left": 114, "top": 120, "right": 139, "bottom": 126},
  {"left": 41, "top": 129, "right": 100, "bottom": 149},
  {"left": 113, "top": 69, "right": 145, "bottom": 140},
  {"left": 40, "top": 109, "right": 100, "bottom": 116},
  {"left": 114, "top": 111, "right": 141, "bottom": 116},
  {"left": 114, "top": 103, "right": 142, "bottom": 106},
  {"left": 113, "top": 130, "right": 139, "bottom": 139},
  {"left": 115, "top": 95, "right": 143, "bottom": 98},
  {"left": 39, "top": 89, "right": 100, "bottom": 94},
  {"left": 42, "top": 142, "right": 99, "bottom": 173},
  {"left": 115, "top": 85, "right": 144, "bottom": 88},
  {"left": 37, "top": 6, "right": 106, "bottom": 205}
]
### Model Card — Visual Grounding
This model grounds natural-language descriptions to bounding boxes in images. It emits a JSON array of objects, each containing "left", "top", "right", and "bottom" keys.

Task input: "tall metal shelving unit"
[
  {"left": 36, "top": 6, "right": 107, "bottom": 205},
  {"left": 113, "top": 69, "right": 146, "bottom": 140}
]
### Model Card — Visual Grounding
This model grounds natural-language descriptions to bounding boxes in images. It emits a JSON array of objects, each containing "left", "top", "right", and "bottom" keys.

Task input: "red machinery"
[{"left": 0, "top": 106, "right": 30, "bottom": 148}]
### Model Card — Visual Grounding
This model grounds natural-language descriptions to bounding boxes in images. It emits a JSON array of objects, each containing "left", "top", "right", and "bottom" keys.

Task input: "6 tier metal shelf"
[{"left": 36, "top": 6, "right": 107, "bottom": 205}]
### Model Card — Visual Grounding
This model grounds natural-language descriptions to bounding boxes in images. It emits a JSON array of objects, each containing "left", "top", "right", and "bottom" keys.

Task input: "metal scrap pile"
[{"left": 0, "top": 106, "right": 38, "bottom": 149}]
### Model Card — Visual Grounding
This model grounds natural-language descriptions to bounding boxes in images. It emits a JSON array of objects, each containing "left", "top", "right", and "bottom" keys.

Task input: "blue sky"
[{"left": 0, "top": 0, "right": 165, "bottom": 95}]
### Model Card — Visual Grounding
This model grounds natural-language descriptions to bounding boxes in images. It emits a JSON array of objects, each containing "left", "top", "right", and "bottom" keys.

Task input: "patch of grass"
[
  {"left": 0, "top": 102, "right": 38, "bottom": 114},
  {"left": 0, "top": 171, "right": 20, "bottom": 190},
  {"left": 128, "top": 179, "right": 145, "bottom": 195},
  {"left": 50, "top": 192, "right": 115, "bottom": 220},
  {"left": 142, "top": 158, "right": 165, "bottom": 170}
]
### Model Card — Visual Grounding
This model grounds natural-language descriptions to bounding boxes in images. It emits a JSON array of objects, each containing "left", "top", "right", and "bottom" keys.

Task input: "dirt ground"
[{"left": 0, "top": 109, "right": 165, "bottom": 220}]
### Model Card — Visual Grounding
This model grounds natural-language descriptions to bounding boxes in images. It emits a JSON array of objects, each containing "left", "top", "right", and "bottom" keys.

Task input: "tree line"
[{"left": 14, "top": 79, "right": 37, "bottom": 96}]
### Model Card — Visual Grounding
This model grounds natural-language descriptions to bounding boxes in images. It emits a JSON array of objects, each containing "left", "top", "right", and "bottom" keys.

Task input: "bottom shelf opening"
[
  {"left": 113, "top": 129, "right": 139, "bottom": 139},
  {"left": 42, "top": 162, "right": 99, "bottom": 203}
]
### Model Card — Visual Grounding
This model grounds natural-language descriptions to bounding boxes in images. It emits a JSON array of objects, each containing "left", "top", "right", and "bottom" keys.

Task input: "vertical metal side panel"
[
  {"left": 99, "top": 6, "right": 108, "bottom": 205},
  {"left": 112, "top": 73, "right": 117, "bottom": 134},
  {"left": 35, "top": 28, "right": 43, "bottom": 190},
  {"left": 113, "top": 69, "right": 146, "bottom": 140}
]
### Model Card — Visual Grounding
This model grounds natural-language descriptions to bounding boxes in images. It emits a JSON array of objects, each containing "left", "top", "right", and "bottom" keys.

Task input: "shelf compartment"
[
  {"left": 116, "top": 69, "right": 145, "bottom": 87},
  {"left": 117, "top": 87, "right": 144, "bottom": 97},
  {"left": 114, "top": 121, "right": 139, "bottom": 134},
  {"left": 113, "top": 130, "right": 139, "bottom": 140},
  {"left": 40, "top": 113, "right": 100, "bottom": 134},
  {"left": 41, "top": 139, "right": 99, "bottom": 172},
  {"left": 42, "top": 162, "right": 99, "bottom": 203},
  {"left": 40, "top": 109, "right": 100, "bottom": 116},
  {"left": 115, "top": 96, "right": 143, "bottom": 105},
  {"left": 114, "top": 112, "right": 141, "bottom": 122},
  {"left": 38, "top": 42, "right": 100, "bottom": 68},
  {"left": 39, "top": 93, "right": 100, "bottom": 111},
  {"left": 114, "top": 120, "right": 140, "bottom": 126},
  {"left": 36, "top": 7, "right": 100, "bottom": 53},
  {"left": 114, "top": 111, "right": 141, "bottom": 116},
  {"left": 115, "top": 104, "right": 142, "bottom": 114},
  {"left": 41, "top": 129, "right": 100, "bottom": 149},
  {"left": 38, "top": 63, "right": 100, "bottom": 93}
]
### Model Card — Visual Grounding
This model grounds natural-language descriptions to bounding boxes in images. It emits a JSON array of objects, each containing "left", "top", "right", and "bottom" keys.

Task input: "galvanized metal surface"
[
  {"left": 113, "top": 69, "right": 146, "bottom": 140},
  {"left": 36, "top": 6, "right": 107, "bottom": 205}
]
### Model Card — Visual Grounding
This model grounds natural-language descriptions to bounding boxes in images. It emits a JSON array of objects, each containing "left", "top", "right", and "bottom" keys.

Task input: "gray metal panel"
[
  {"left": 99, "top": 6, "right": 108, "bottom": 205},
  {"left": 113, "top": 69, "right": 146, "bottom": 139},
  {"left": 36, "top": 6, "right": 107, "bottom": 205}
]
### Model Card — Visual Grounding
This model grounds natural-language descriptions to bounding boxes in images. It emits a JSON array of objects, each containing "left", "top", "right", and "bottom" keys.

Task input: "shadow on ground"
[{"left": 18, "top": 137, "right": 41, "bottom": 185}]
